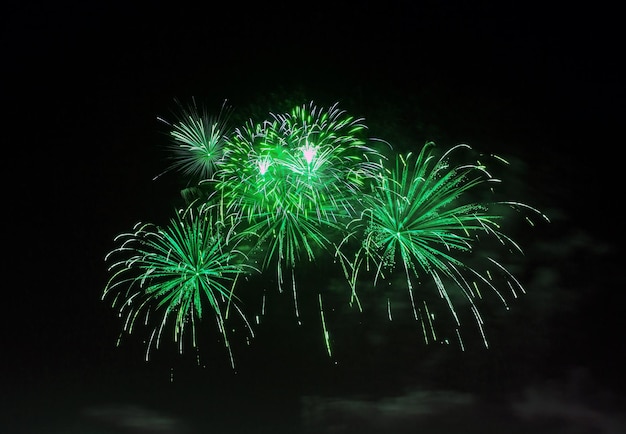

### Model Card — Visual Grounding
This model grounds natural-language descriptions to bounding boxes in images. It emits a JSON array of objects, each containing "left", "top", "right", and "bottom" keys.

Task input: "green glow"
[
  {"left": 104, "top": 99, "right": 548, "bottom": 366},
  {"left": 212, "top": 102, "right": 384, "bottom": 295}
]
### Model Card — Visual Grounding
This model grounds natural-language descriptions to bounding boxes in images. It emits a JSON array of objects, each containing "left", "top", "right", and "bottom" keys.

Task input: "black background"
[{"left": 3, "top": 1, "right": 624, "bottom": 433}]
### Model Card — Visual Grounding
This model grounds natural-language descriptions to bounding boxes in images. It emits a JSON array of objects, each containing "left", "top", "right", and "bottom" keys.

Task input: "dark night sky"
[{"left": 3, "top": 1, "right": 625, "bottom": 432}]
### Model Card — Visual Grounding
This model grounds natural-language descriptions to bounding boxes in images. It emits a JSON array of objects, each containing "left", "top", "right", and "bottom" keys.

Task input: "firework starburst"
[
  {"left": 213, "top": 102, "right": 384, "bottom": 297},
  {"left": 337, "top": 142, "right": 549, "bottom": 347},
  {"left": 157, "top": 98, "right": 233, "bottom": 181},
  {"left": 103, "top": 206, "right": 256, "bottom": 367}
]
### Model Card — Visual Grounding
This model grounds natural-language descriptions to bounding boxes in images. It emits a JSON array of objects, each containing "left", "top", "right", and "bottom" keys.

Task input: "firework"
[
  {"left": 336, "top": 142, "right": 549, "bottom": 347},
  {"left": 103, "top": 206, "right": 257, "bottom": 367},
  {"left": 104, "top": 98, "right": 548, "bottom": 365},
  {"left": 213, "top": 102, "right": 385, "bottom": 297},
  {"left": 156, "top": 98, "right": 233, "bottom": 182}
]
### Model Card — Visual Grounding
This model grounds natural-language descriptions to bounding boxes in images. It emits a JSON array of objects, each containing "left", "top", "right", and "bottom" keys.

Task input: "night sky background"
[{"left": 3, "top": 1, "right": 624, "bottom": 433}]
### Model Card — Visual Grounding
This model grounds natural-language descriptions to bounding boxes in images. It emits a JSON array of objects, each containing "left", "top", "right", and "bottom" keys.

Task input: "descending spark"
[{"left": 319, "top": 293, "right": 332, "bottom": 357}]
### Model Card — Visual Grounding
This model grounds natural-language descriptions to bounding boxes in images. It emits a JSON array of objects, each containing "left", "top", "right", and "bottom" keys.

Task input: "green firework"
[
  {"left": 103, "top": 206, "right": 256, "bottom": 367},
  {"left": 104, "top": 98, "right": 548, "bottom": 365},
  {"left": 157, "top": 98, "right": 233, "bottom": 181},
  {"left": 337, "top": 142, "right": 549, "bottom": 347},
  {"left": 213, "top": 102, "right": 384, "bottom": 295},
  {"left": 215, "top": 102, "right": 382, "bottom": 219}
]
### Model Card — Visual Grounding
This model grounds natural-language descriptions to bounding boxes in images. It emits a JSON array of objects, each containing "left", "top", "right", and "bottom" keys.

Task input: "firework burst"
[
  {"left": 336, "top": 142, "right": 549, "bottom": 347},
  {"left": 213, "top": 102, "right": 384, "bottom": 296},
  {"left": 103, "top": 206, "right": 257, "bottom": 367},
  {"left": 156, "top": 98, "right": 233, "bottom": 182}
]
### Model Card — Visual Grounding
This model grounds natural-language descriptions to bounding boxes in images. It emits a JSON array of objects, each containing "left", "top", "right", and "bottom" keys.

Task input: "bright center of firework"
[
  {"left": 302, "top": 142, "right": 317, "bottom": 164},
  {"left": 257, "top": 157, "right": 271, "bottom": 175}
]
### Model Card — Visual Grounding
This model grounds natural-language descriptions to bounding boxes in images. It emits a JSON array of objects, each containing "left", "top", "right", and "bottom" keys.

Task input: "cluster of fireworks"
[{"left": 103, "top": 99, "right": 548, "bottom": 367}]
